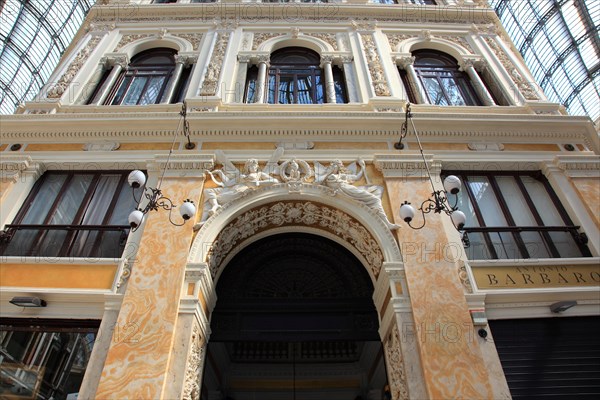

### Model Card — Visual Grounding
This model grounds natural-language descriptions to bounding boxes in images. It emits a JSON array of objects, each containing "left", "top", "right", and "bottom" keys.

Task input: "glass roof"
[
  {"left": 0, "top": 0, "right": 96, "bottom": 115},
  {"left": 490, "top": 0, "right": 599, "bottom": 121}
]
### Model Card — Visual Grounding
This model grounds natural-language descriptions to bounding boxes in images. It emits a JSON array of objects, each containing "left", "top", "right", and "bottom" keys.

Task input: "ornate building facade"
[{"left": 1, "top": 1, "right": 599, "bottom": 399}]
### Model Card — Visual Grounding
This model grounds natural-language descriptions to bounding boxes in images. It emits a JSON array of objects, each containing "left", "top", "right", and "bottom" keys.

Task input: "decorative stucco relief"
[
  {"left": 362, "top": 34, "right": 391, "bottom": 96},
  {"left": 385, "top": 324, "right": 410, "bottom": 400},
  {"left": 438, "top": 35, "right": 474, "bottom": 53},
  {"left": 47, "top": 37, "right": 102, "bottom": 98},
  {"left": 200, "top": 32, "right": 231, "bottom": 96},
  {"left": 386, "top": 34, "right": 413, "bottom": 52},
  {"left": 182, "top": 324, "right": 205, "bottom": 400},
  {"left": 252, "top": 32, "right": 283, "bottom": 50},
  {"left": 484, "top": 37, "right": 540, "bottom": 100},
  {"left": 458, "top": 261, "right": 473, "bottom": 293},
  {"left": 306, "top": 33, "right": 339, "bottom": 51},
  {"left": 208, "top": 200, "right": 384, "bottom": 279},
  {"left": 177, "top": 33, "right": 204, "bottom": 51},
  {"left": 113, "top": 34, "right": 151, "bottom": 52}
]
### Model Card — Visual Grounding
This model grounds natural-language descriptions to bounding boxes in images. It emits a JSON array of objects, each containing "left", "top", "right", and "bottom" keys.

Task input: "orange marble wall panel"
[
  {"left": 0, "top": 263, "right": 117, "bottom": 289},
  {"left": 25, "top": 143, "right": 83, "bottom": 151},
  {"left": 118, "top": 142, "right": 174, "bottom": 151},
  {"left": 313, "top": 142, "right": 388, "bottom": 150},
  {"left": 385, "top": 178, "right": 493, "bottom": 399},
  {"left": 202, "top": 142, "right": 275, "bottom": 150},
  {"left": 95, "top": 177, "right": 203, "bottom": 399},
  {"left": 502, "top": 143, "right": 560, "bottom": 151},
  {"left": 571, "top": 177, "right": 600, "bottom": 229},
  {"left": 420, "top": 142, "right": 469, "bottom": 151}
]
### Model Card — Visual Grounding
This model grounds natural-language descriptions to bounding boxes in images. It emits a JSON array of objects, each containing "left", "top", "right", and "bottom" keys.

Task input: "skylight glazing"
[
  {"left": 0, "top": 0, "right": 96, "bottom": 115},
  {"left": 490, "top": 0, "right": 599, "bottom": 121}
]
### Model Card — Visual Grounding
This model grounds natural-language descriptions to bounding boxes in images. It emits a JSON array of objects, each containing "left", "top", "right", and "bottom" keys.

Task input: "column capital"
[
  {"left": 175, "top": 55, "right": 189, "bottom": 65},
  {"left": 395, "top": 55, "right": 416, "bottom": 69},
  {"left": 459, "top": 56, "right": 485, "bottom": 72},
  {"left": 105, "top": 53, "right": 129, "bottom": 68}
]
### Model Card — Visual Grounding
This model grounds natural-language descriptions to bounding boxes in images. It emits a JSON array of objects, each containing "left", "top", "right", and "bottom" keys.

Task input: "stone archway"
[{"left": 181, "top": 184, "right": 410, "bottom": 400}]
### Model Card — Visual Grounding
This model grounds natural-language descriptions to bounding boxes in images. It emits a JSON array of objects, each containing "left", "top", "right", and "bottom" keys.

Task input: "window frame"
[
  {"left": 267, "top": 48, "right": 325, "bottom": 105},
  {"left": 0, "top": 318, "right": 99, "bottom": 400},
  {"left": 410, "top": 50, "right": 483, "bottom": 106},
  {"left": 444, "top": 170, "right": 591, "bottom": 260},
  {"left": 0, "top": 170, "right": 139, "bottom": 259},
  {"left": 104, "top": 49, "right": 177, "bottom": 106}
]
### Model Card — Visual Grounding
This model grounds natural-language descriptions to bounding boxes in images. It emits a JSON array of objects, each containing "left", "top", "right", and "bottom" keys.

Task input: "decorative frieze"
[
  {"left": 362, "top": 34, "right": 391, "bottom": 97},
  {"left": 47, "top": 37, "right": 102, "bottom": 98},
  {"left": 384, "top": 324, "right": 410, "bottom": 400},
  {"left": 200, "top": 32, "right": 231, "bottom": 96}
]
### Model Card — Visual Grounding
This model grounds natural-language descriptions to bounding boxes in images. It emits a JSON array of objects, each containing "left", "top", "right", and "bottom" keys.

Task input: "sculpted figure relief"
[
  {"left": 199, "top": 151, "right": 398, "bottom": 231},
  {"left": 316, "top": 159, "right": 399, "bottom": 230},
  {"left": 201, "top": 149, "right": 282, "bottom": 222}
]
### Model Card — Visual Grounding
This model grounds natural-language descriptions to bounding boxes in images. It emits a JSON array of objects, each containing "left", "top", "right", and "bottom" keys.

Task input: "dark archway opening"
[{"left": 201, "top": 233, "right": 388, "bottom": 400}]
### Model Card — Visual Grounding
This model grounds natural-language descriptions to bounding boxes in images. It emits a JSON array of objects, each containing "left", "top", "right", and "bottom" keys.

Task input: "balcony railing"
[{"left": 0, "top": 225, "right": 130, "bottom": 259}]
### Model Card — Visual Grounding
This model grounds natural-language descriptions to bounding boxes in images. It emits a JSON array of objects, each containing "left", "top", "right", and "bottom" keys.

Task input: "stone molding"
[
  {"left": 552, "top": 155, "right": 600, "bottom": 177},
  {"left": 374, "top": 154, "right": 442, "bottom": 177},
  {"left": 0, "top": 155, "right": 43, "bottom": 181},
  {"left": 148, "top": 154, "right": 215, "bottom": 175}
]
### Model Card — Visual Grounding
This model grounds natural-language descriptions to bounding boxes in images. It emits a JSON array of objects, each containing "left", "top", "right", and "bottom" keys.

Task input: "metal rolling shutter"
[{"left": 490, "top": 317, "right": 600, "bottom": 399}]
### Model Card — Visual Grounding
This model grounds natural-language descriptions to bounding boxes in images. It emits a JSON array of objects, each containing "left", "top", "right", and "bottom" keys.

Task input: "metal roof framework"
[
  {"left": 490, "top": 0, "right": 599, "bottom": 121},
  {"left": 0, "top": 0, "right": 95, "bottom": 115}
]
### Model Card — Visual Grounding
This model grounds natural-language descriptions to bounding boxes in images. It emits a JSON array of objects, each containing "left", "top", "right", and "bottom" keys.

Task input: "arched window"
[
  {"left": 244, "top": 47, "right": 347, "bottom": 104},
  {"left": 268, "top": 48, "right": 324, "bottom": 104},
  {"left": 88, "top": 48, "right": 191, "bottom": 106},
  {"left": 109, "top": 49, "right": 175, "bottom": 105},
  {"left": 408, "top": 50, "right": 483, "bottom": 106}
]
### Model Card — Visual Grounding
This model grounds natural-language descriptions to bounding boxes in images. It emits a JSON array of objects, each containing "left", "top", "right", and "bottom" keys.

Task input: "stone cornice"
[
  {"left": 552, "top": 155, "right": 600, "bottom": 178},
  {"left": 88, "top": 4, "right": 498, "bottom": 27},
  {"left": 2, "top": 111, "right": 597, "bottom": 146}
]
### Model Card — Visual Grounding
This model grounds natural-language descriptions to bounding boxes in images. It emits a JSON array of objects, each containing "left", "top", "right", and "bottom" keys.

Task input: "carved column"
[
  {"left": 161, "top": 55, "right": 188, "bottom": 104},
  {"left": 89, "top": 55, "right": 128, "bottom": 106},
  {"left": 235, "top": 54, "right": 252, "bottom": 103},
  {"left": 95, "top": 155, "right": 213, "bottom": 400},
  {"left": 460, "top": 58, "right": 496, "bottom": 106},
  {"left": 375, "top": 155, "right": 496, "bottom": 399},
  {"left": 321, "top": 55, "right": 337, "bottom": 104},
  {"left": 254, "top": 55, "right": 270, "bottom": 104},
  {"left": 396, "top": 56, "right": 427, "bottom": 104}
]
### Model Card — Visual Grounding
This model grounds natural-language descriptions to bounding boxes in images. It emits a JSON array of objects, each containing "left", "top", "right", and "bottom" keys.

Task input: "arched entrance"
[{"left": 201, "top": 232, "right": 388, "bottom": 400}]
